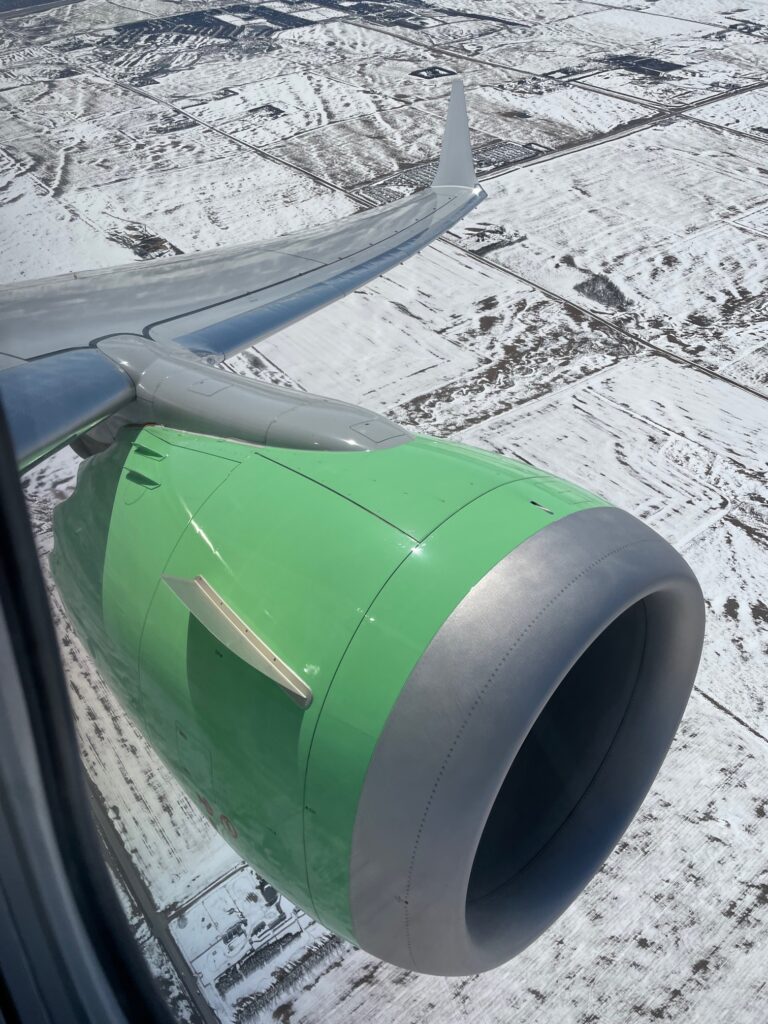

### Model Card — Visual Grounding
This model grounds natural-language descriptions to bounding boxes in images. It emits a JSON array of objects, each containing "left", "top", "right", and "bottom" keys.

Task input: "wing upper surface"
[
  {"left": 0, "top": 182, "right": 482, "bottom": 362},
  {"left": 0, "top": 80, "right": 484, "bottom": 469}
]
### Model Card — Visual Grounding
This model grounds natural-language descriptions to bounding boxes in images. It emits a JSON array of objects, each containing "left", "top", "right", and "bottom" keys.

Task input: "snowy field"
[{"left": 2, "top": 0, "right": 767, "bottom": 1022}]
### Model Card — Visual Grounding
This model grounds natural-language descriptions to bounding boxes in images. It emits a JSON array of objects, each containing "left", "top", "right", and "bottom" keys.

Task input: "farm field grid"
[{"left": 2, "top": 0, "right": 767, "bottom": 1021}]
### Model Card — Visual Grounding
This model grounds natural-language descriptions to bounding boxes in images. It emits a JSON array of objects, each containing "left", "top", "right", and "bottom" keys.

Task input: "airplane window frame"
[{"left": 0, "top": 400, "right": 175, "bottom": 1024}]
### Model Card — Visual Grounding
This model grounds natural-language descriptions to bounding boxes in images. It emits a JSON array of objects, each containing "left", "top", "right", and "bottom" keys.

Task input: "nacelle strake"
[{"left": 52, "top": 426, "right": 704, "bottom": 975}]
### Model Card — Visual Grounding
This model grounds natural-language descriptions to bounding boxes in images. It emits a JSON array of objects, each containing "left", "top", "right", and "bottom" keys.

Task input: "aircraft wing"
[{"left": 0, "top": 81, "right": 484, "bottom": 470}]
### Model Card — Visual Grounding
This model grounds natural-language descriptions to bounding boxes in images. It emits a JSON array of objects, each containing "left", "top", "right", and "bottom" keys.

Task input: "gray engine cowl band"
[{"left": 349, "top": 505, "right": 705, "bottom": 976}]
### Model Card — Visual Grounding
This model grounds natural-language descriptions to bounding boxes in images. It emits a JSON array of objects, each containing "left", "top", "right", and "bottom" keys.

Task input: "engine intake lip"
[{"left": 349, "top": 506, "right": 705, "bottom": 976}]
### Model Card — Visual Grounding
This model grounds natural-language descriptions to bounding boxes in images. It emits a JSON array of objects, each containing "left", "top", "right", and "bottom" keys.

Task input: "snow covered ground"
[{"left": 3, "top": 1, "right": 767, "bottom": 1021}]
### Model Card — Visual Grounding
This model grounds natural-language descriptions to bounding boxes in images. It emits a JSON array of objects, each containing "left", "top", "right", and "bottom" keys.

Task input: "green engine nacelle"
[{"left": 52, "top": 426, "right": 704, "bottom": 975}]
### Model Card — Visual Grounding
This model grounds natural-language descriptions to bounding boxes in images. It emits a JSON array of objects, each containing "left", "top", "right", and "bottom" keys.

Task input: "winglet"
[{"left": 431, "top": 78, "right": 477, "bottom": 188}]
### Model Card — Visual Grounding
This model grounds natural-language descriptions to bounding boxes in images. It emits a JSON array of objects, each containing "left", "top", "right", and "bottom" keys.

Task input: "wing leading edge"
[{"left": 0, "top": 80, "right": 484, "bottom": 468}]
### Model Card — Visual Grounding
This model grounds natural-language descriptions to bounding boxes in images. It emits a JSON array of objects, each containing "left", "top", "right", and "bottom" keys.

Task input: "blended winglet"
[{"left": 431, "top": 78, "right": 477, "bottom": 189}]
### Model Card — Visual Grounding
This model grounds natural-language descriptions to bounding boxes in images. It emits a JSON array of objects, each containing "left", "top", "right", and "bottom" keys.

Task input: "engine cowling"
[{"left": 52, "top": 426, "right": 704, "bottom": 975}]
